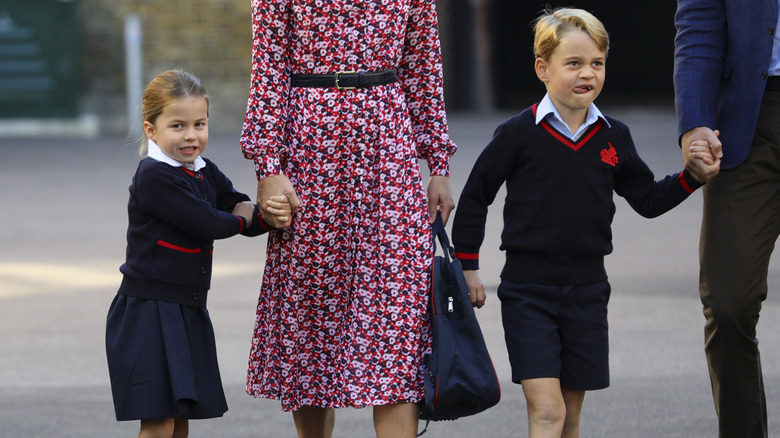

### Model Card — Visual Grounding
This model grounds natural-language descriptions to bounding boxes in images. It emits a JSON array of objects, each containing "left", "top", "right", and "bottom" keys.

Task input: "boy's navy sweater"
[
  {"left": 452, "top": 105, "right": 702, "bottom": 285},
  {"left": 118, "top": 157, "right": 270, "bottom": 307}
]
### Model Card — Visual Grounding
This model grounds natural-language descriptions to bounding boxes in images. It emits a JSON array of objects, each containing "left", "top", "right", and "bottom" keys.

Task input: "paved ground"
[{"left": 2, "top": 107, "right": 780, "bottom": 437}]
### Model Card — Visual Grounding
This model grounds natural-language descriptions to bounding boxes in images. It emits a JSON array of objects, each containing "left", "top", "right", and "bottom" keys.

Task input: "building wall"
[
  {"left": 79, "top": 1, "right": 453, "bottom": 134},
  {"left": 80, "top": 0, "right": 253, "bottom": 134}
]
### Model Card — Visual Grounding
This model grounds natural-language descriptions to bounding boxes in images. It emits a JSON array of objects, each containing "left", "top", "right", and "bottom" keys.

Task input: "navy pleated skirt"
[{"left": 105, "top": 294, "right": 228, "bottom": 420}]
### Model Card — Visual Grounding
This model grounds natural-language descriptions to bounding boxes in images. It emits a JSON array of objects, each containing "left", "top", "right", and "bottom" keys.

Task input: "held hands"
[
  {"left": 265, "top": 195, "right": 292, "bottom": 224},
  {"left": 682, "top": 127, "right": 722, "bottom": 183},
  {"left": 257, "top": 174, "right": 300, "bottom": 228},
  {"left": 464, "top": 270, "right": 486, "bottom": 309}
]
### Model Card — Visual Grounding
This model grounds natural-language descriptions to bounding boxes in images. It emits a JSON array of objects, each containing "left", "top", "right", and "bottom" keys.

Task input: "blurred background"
[{"left": 0, "top": 0, "right": 677, "bottom": 136}]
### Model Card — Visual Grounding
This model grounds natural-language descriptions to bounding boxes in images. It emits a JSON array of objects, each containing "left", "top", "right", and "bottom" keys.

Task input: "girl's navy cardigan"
[
  {"left": 117, "top": 157, "right": 270, "bottom": 307},
  {"left": 452, "top": 105, "right": 703, "bottom": 286}
]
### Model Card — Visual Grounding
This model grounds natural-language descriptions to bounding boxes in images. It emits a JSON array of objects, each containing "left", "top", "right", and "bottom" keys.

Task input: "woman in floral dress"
[{"left": 240, "top": 0, "right": 456, "bottom": 435}]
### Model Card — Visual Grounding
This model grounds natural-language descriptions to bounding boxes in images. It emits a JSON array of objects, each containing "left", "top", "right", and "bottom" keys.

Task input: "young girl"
[{"left": 105, "top": 70, "right": 290, "bottom": 438}]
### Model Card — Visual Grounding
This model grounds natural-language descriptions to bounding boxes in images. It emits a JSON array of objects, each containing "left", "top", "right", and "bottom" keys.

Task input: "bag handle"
[{"left": 431, "top": 212, "right": 454, "bottom": 262}]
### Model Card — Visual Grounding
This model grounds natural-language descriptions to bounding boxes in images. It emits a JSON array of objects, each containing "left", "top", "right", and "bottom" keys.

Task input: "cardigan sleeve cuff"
[
  {"left": 234, "top": 214, "right": 248, "bottom": 233},
  {"left": 679, "top": 170, "right": 704, "bottom": 193}
]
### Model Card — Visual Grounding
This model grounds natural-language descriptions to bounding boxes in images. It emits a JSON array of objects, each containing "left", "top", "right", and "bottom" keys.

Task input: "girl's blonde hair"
[
  {"left": 137, "top": 69, "right": 209, "bottom": 155},
  {"left": 533, "top": 8, "right": 609, "bottom": 61}
]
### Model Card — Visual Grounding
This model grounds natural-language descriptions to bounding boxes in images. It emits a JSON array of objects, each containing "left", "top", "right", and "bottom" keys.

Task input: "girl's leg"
[
  {"left": 522, "top": 378, "right": 566, "bottom": 438},
  {"left": 172, "top": 418, "right": 189, "bottom": 438},
  {"left": 373, "top": 402, "right": 418, "bottom": 438},
  {"left": 138, "top": 419, "right": 174, "bottom": 438},
  {"left": 561, "top": 388, "right": 585, "bottom": 438},
  {"left": 292, "top": 406, "right": 336, "bottom": 438}
]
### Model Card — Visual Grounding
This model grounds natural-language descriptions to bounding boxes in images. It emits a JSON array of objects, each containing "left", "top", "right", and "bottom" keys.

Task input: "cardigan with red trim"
[
  {"left": 117, "top": 157, "right": 271, "bottom": 306},
  {"left": 452, "top": 105, "right": 702, "bottom": 285}
]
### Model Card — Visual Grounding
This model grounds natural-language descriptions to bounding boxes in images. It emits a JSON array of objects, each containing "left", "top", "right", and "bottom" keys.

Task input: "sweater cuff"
[
  {"left": 259, "top": 216, "right": 273, "bottom": 231},
  {"left": 253, "top": 205, "right": 273, "bottom": 231},
  {"left": 679, "top": 170, "right": 704, "bottom": 193},
  {"left": 234, "top": 214, "right": 248, "bottom": 233},
  {"left": 455, "top": 251, "right": 479, "bottom": 271}
]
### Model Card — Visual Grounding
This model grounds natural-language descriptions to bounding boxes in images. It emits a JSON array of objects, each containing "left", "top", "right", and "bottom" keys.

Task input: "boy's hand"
[
  {"left": 464, "top": 270, "right": 486, "bottom": 309},
  {"left": 232, "top": 201, "right": 255, "bottom": 227},
  {"left": 686, "top": 140, "right": 721, "bottom": 183},
  {"left": 265, "top": 195, "right": 292, "bottom": 226}
]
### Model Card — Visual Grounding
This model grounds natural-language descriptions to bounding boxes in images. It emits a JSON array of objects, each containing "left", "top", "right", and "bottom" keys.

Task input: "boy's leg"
[
  {"left": 521, "top": 378, "right": 566, "bottom": 438},
  {"left": 292, "top": 406, "right": 336, "bottom": 438},
  {"left": 561, "top": 388, "right": 585, "bottom": 438}
]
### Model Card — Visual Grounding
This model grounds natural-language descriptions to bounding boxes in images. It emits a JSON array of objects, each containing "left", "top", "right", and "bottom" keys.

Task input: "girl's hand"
[
  {"left": 232, "top": 201, "right": 255, "bottom": 227},
  {"left": 266, "top": 195, "right": 292, "bottom": 225}
]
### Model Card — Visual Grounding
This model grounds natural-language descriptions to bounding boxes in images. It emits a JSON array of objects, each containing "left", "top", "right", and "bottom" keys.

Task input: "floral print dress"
[{"left": 240, "top": 0, "right": 456, "bottom": 411}]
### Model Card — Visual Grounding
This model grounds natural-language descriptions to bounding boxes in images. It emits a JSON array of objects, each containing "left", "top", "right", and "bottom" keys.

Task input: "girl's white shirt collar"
[{"left": 146, "top": 139, "right": 206, "bottom": 171}]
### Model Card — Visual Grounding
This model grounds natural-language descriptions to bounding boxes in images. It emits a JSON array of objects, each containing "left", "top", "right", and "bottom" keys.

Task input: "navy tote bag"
[{"left": 419, "top": 213, "right": 501, "bottom": 428}]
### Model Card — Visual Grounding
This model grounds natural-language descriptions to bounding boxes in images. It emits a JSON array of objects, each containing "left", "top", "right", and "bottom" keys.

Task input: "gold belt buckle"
[{"left": 335, "top": 71, "right": 356, "bottom": 90}]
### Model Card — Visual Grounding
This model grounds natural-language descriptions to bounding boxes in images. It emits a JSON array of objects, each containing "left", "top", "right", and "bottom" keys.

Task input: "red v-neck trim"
[{"left": 531, "top": 103, "right": 604, "bottom": 152}]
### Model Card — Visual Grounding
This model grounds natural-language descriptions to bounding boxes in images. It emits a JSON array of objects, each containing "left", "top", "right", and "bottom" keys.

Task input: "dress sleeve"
[
  {"left": 399, "top": 0, "right": 457, "bottom": 176},
  {"left": 240, "top": 0, "right": 292, "bottom": 180}
]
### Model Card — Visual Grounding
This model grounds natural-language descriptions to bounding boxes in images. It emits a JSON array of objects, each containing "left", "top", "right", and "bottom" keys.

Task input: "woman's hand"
[{"left": 426, "top": 175, "right": 454, "bottom": 224}]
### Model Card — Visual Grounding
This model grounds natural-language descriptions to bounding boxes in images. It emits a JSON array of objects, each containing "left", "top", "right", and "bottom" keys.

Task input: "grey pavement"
[{"left": 2, "top": 106, "right": 780, "bottom": 437}]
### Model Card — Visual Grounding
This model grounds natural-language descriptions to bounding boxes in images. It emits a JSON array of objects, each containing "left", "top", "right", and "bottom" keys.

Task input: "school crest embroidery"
[{"left": 601, "top": 142, "right": 618, "bottom": 166}]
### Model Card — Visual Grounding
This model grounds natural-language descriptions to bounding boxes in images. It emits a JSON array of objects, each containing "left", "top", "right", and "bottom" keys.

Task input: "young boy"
[{"left": 451, "top": 8, "right": 719, "bottom": 438}]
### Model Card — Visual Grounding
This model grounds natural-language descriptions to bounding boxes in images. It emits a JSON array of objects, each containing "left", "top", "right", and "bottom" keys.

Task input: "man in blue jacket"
[{"left": 674, "top": 0, "right": 780, "bottom": 436}]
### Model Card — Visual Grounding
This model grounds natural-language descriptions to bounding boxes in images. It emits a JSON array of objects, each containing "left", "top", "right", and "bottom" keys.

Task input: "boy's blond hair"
[{"left": 533, "top": 8, "right": 609, "bottom": 60}]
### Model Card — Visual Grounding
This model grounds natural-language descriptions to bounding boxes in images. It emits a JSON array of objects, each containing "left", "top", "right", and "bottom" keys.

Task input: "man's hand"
[
  {"left": 681, "top": 126, "right": 722, "bottom": 165},
  {"left": 681, "top": 127, "right": 722, "bottom": 183}
]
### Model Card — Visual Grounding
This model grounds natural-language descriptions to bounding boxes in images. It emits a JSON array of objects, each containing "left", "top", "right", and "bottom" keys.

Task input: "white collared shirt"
[
  {"left": 770, "top": 0, "right": 780, "bottom": 76},
  {"left": 146, "top": 139, "right": 206, "bottom": 172},
  {"left": 535, "top": 93, "right": 610, "bottom": 141}
]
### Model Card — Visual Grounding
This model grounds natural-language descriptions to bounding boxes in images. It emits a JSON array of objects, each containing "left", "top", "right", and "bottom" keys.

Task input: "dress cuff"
[
  {"left": 255, "top": 155, "right": 282, "bottom": 181},
  {"left": 427, "top": 154, "right": 451, "bottom": 177}
]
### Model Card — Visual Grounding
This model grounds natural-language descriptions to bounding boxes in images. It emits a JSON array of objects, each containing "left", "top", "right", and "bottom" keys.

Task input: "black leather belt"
[
  {"left": 290, "top": 69, "right": 398, "bottom": 90},
  {"left": 767, "top": 76, "right": 780, "bottom": 91}
]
